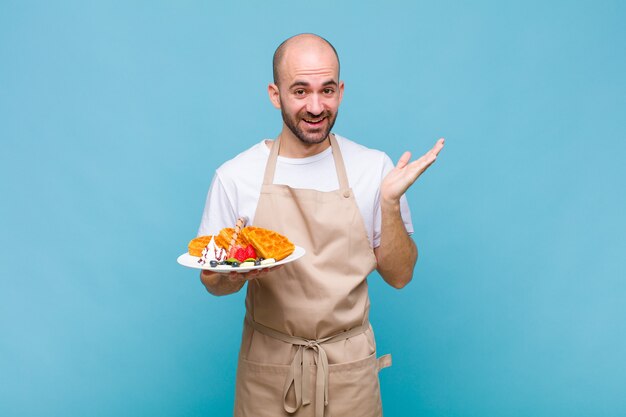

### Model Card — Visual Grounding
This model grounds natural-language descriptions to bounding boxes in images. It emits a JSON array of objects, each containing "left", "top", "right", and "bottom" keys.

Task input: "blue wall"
[{"left": 1, "top": 1, "right": 625, "bottom": 416}]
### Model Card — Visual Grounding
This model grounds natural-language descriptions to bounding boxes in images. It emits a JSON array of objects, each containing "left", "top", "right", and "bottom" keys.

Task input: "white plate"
[{"left": 177, "top": 246, "right": 306, "bottom": 273}]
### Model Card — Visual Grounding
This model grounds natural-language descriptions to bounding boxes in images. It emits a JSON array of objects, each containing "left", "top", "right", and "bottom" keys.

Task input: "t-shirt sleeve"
[
  {"left": 372, "top": 154, "right": 414, "bottom": 248},
  {"left": 197, "top": 172, "right": 238, "bottom": 237}
]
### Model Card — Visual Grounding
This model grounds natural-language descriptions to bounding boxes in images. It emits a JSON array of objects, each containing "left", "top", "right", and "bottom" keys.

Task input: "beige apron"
[{"left": 234, "top": 135, "right": 391, "bottom": 417}]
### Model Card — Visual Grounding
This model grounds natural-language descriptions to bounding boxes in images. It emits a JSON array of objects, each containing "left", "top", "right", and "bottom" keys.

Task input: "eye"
[
  {"left": 323, "top": 88, "right": 335, "bottom": 95},
  {"left": 294, "top": 89, "right": 306, "bottom": 96}
]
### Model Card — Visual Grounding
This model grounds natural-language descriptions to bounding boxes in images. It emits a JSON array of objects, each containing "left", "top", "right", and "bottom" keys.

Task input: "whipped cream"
[{"left": 198, "top": 236, "right": 227, "bottom": 265}]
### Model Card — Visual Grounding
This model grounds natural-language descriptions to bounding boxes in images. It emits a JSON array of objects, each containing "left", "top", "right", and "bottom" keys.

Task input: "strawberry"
[
  {"left": 244, "top": 244, "right": 257, "bottom": 260},
  {"left": 228, "top": 245, "right": 240, "bottom": 259},
  {"left": 234, "top": 247, "right": 248, "bottom": 262}
]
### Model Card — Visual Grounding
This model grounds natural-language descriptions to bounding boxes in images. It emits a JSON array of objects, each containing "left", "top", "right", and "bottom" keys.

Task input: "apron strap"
[
  {"left": 329, "top": 134, "right": 350, "bottom": 191},
  {"left": 262, "top": 136, "right": 281, "bottom": 186},
  {"left": 245, "top": 314, "right": 369, "bottom": 417},
  {"left": 377, "top": 353, "right": 392, "bottom": 371},
  {"left": 262, "top": 134, "right": 351, "bottom": 191}
]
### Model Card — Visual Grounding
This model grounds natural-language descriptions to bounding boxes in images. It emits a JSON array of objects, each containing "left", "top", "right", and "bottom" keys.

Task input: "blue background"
[{"left": 1, "top": 1, "right": 625, "bottom": 416}]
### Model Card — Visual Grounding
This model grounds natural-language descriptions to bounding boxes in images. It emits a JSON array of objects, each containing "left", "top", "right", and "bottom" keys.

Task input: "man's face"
[{"left": 272, "top": 44, "right": 344, "bottom": 144}]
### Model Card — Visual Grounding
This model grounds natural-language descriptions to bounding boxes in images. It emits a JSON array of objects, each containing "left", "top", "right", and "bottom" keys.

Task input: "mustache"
[{"left": 302, "top": 110, "right": 332, "bottom": 118}]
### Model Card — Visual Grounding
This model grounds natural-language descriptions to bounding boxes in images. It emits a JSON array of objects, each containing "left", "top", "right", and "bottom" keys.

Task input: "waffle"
[
  {"left": 241, "top": 226, "right": 295, "bottom": 261},
  {"left": 188, "top": 235, "right": 213, "bottom": 257},
  {"left": 214, "top": 227, "right": 249, "bottom": 250}
]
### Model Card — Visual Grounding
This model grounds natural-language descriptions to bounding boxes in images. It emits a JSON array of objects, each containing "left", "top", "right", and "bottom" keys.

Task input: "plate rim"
[{"left": 177, "top": 245, "right": 306, "bottom": 273}]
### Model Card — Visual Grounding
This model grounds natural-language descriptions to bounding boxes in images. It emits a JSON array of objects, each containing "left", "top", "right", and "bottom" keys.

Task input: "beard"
[{"left": 281, "top": 107, "right": 338, "bottom": 145}]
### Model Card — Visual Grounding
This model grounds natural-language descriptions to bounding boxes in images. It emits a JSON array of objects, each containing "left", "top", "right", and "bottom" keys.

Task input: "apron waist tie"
[{"left": 245, "top": 314, "right": 369, "bottom": 417}]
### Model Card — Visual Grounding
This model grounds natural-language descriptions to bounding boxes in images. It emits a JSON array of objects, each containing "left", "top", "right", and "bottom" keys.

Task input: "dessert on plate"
[{"left": 187, "top": 225, "right": 295, "bottom": 269}]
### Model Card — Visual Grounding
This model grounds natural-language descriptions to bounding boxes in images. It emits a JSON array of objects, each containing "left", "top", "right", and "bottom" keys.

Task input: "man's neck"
[{"left": 275, "top": 127, "right": 331, "bottom": 158}]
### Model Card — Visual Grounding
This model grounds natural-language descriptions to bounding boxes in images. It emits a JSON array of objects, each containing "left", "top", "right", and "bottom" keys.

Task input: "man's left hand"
[{"left": 381, "top": 138, "right": 445, "bottom": 202}]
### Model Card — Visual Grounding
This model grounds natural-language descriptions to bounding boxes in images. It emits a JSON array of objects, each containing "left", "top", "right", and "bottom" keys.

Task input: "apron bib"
[{"left": 234, "top": 135, "right": 390, "bottom": 417}]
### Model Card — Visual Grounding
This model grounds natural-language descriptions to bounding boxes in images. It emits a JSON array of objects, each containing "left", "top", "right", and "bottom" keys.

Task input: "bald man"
[{"left": 197, "top": 34, "right": 444, "bottom": 417}]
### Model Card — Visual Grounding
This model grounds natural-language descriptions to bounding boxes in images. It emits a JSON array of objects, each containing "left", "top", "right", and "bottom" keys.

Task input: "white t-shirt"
[{"left": 197, "top": 134, "right": 413, "bottom": 249}]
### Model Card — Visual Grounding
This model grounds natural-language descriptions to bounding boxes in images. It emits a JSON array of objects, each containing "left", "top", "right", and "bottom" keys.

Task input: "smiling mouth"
[{"left": 303, "top": 117, "right": 325, "bottom": 125}]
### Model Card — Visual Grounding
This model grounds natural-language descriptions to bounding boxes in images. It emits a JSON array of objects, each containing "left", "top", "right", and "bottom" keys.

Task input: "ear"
[
  {"left": 338, "top": 80, "right": 345, "bottom": 104},
  {"left": 268, "top": 83, "right": 281, "bottom": 109}
]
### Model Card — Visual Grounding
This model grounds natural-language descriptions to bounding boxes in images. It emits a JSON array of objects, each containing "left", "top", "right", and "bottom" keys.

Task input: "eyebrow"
[{"left": 289, "top": 79, "right": 338, "bottom": 89}]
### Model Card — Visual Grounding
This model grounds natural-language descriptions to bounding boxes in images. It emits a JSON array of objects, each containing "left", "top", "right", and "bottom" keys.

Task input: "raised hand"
[{"left": 380, "top": 138, "right": 445, "bottom": 203}]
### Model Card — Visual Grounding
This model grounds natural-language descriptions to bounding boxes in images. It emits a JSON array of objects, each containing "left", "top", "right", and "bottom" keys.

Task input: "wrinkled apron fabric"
[{"left": 234, "top": 135, "right": 390, "bottom": 417}]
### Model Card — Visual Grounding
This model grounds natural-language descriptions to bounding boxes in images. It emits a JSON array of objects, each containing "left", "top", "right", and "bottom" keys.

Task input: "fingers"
[
  {"left": 410, "top": 150, "right": 438, "bottom": 172},
  {"left": 415, "top": 137, "right": 445, "bottom": 165},
  {"left": 431, "top": 138, "right": 445, "bottom": 156},
  {"left": 202, "top": 268, "right": 253, "bottom": 278},
  {"left": 225, "top": 266, "right": 280, "bottom": 282},
  {"left": 429, "top": 138, "right": 445, "bottom": 163},
  {"left": 243, "top": 269, "right": 262, "bottom": 280},
  {"left": 397, "top": 138, "right": 444, "bottom": 169},
  {"left": 201, "top": 269, "right": 222, "bottom": 279},
  {"left": 204, "top": 260, "right": 286, "bottom": 283},
  {"left": 227, "top": 271, "right": 247, "bottom": 283},
  {"left": 423, "top": 138, "right": 444, "bottom": 162},
  {"left": 395, "top": 151, "right": 412, "bottom": 169},
  {"left": 248, "top": 266, "right": 281, "bottom": 278},
  {"left": 399, "top": 138, "right": 445, "bottom": 177}
]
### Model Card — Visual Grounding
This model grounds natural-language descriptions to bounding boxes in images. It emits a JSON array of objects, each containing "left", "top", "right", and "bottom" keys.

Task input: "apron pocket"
[
  {"left": 235, "top": 352, "right": 390, "bottom": 417},
  {"left": 234, "top": 357, "right": 291, "bottom": 417},
  {"left": 326, "top": 351, "right": 385, "bottom": 417}
]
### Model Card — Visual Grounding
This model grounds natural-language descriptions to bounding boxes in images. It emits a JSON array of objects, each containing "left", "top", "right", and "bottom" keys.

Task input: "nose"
[{"left": 306, "top": 94, "right": 323, "bottom": 116}]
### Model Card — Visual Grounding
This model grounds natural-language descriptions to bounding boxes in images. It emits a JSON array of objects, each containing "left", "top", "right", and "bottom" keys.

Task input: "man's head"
[
  {"left": 272, "top": 34, "right": 340, "bottom": 86},
  {"left": 269, "top": 34, "right": 344, "bottom": 145}
]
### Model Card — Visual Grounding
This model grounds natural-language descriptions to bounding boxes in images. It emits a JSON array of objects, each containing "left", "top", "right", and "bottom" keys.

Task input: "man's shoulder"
[{"left": 215, "top": 140, "right": 269, "bottom": 178}]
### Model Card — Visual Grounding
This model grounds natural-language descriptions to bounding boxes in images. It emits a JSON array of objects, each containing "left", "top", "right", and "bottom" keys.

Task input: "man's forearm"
[
  {"left": 375, "top": 199, "right": 418, "bottom": 289},
  {"left": 200, "top": 271, "right": 246, "bottom": 296}
]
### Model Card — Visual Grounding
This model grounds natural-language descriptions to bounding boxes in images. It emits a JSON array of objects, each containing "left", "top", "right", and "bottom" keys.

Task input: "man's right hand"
[{"left": 199, "top": 266, "right": 282, "bottom": 296}]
